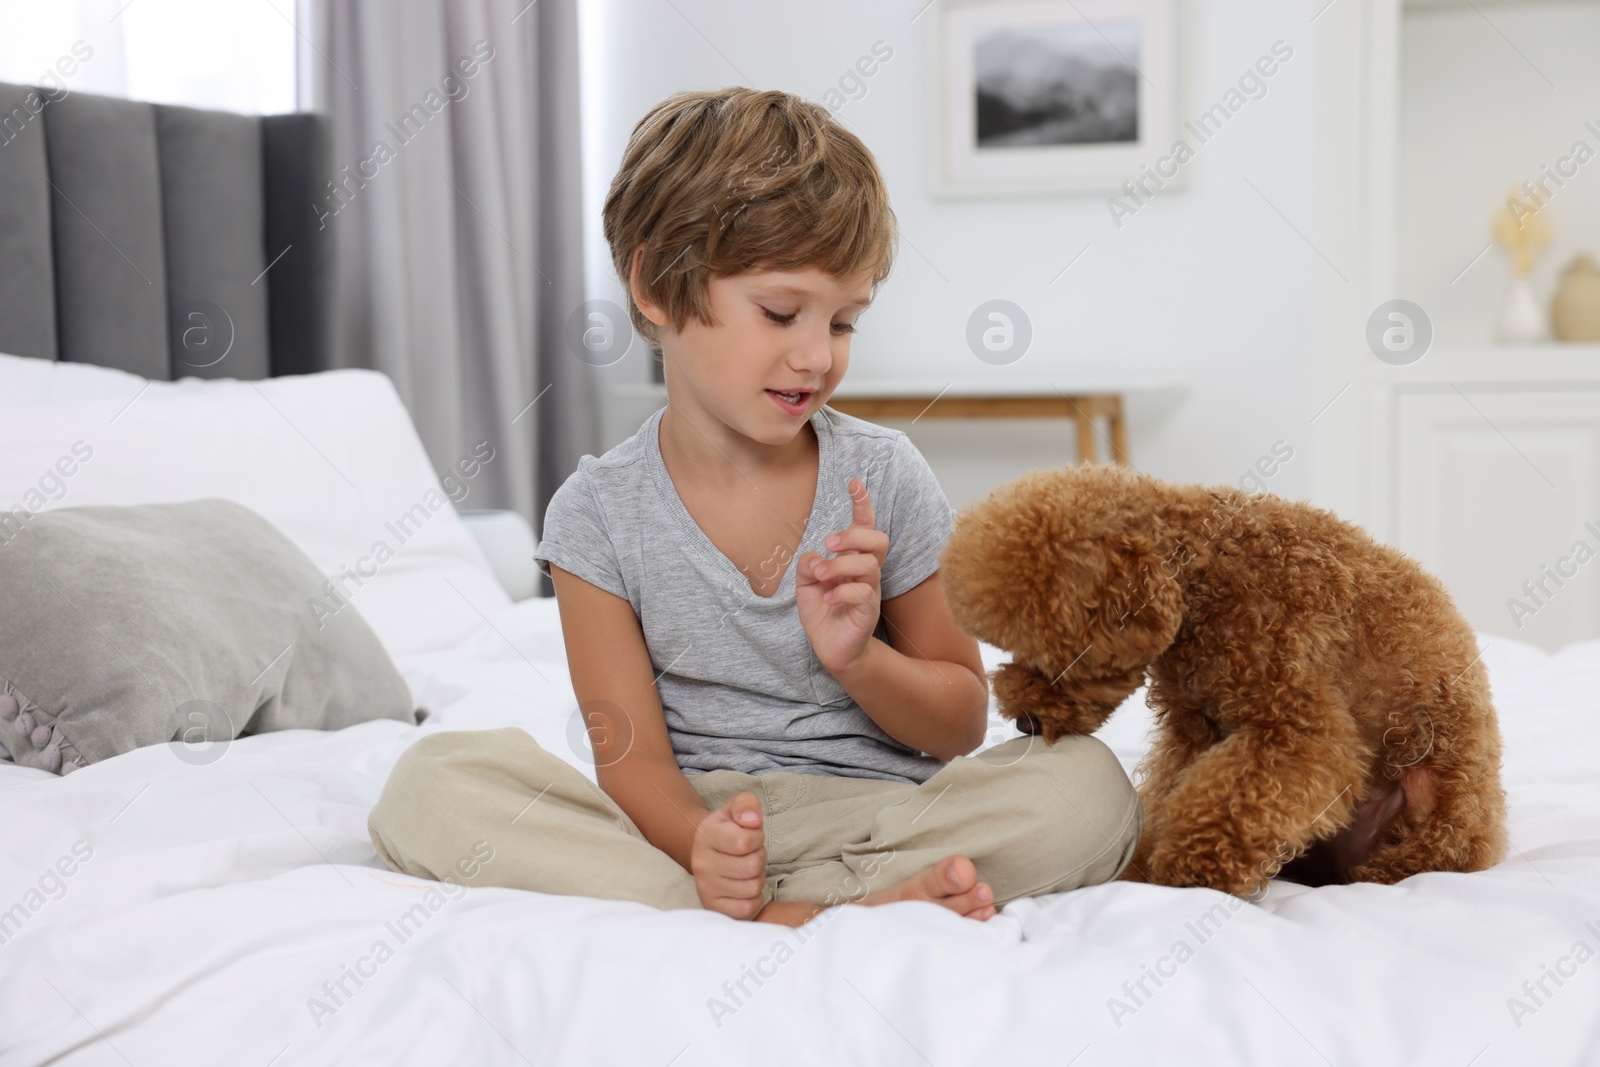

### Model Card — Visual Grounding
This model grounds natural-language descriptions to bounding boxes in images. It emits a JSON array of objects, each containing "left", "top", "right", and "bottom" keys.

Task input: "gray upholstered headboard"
[{"left": 0, "top": 82, "right": 333, "bottom": 381}]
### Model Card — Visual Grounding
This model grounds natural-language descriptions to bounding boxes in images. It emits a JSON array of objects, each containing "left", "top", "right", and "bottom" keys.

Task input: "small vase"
[
  {"left": 1496, "top": 275, "right": 1547, "bottom": 344},
  {"left": 1551, "top": 255, "right": 1600, "bottom": 342}
]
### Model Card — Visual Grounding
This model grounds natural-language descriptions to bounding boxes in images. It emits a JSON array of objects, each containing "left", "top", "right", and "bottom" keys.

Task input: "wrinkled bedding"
[{"left": 2, "top": 597, "right": 1596, "bottom": 1066}]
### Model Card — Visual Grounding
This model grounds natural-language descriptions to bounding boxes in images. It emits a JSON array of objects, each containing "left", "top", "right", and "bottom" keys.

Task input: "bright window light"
[{"left": 0, "top": 0, "right": 297, "bottom": 114}]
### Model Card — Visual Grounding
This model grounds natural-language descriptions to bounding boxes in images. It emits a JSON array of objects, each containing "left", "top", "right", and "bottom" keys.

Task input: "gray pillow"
[{"left": 0, "top": 499, "right": 417, "bottom": 774}]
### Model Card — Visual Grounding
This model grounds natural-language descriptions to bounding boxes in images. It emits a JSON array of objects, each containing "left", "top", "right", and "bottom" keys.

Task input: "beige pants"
[{"left": 367, "top": 727, "right": 1142, "bottom": 913}]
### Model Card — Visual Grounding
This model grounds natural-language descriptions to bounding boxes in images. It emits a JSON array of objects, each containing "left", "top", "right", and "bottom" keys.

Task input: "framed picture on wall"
[{"left": 926, "top": 0, "right": 1177, "bottom": 197}]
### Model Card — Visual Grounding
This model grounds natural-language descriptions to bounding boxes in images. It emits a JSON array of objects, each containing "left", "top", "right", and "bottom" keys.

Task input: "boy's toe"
[{"left": 933, "top": 855, "right": 978, "bottom": 895}]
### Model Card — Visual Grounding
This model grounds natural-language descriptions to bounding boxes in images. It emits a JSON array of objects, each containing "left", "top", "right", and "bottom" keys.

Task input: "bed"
[
  {"left": 3, "top": 84, "right": 1599, "bottom": 1066},
  {"left": 3, "top": 598, "right": 1599, "bottom": 1064}
]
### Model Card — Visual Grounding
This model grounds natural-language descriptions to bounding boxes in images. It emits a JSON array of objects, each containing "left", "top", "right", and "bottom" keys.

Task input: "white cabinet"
[
  {"left": 1322, "top": 1, "right": 1600, "bottom": 652},
  {"left": 1389, "top": 352, "right": 1600, "bottom": 650}
]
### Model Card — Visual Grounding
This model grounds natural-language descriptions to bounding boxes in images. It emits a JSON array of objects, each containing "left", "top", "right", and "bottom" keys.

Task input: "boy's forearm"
[
  {"left": 598, "top": 753, "right": 710, "bottom": 872},
  {"left": 831, "top": 637, "right": 987, "bottom": 761}
]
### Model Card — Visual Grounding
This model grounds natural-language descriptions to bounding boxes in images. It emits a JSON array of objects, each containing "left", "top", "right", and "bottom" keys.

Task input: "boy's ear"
[{"left": 628, "top": 245, "right": 667, "bottom": 327}]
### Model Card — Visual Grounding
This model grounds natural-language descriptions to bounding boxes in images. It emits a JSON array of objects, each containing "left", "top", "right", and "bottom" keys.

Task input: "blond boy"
[{"left": 369, "top": 88, "right": 1141, "bottom": 926}]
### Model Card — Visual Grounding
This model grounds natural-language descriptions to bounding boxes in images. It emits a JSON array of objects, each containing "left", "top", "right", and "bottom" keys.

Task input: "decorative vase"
[
  {"left": 1496, "top": 275, "right": 1548, "bottom": 344},
  {"left": 1551, "top": 255, "right": 1600, "bottom": 342},
  {"left": 1491, "top": 184, "right": 1551, "bottom": 345}
]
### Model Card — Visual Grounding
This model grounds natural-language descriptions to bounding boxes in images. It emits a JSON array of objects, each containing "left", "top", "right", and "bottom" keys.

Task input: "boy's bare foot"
[
  {"left": 859, "top": 855, "right": 996, "bottom": 920},
  {"left": 754, "top": 855, "right": 997, "bottom": 927}
]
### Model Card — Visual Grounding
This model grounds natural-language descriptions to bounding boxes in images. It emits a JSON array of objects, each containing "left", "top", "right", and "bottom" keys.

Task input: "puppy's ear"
[
  {"left": 995, "top": 540, "right": 1182, "bottom": 739},
  {"left": 1087, "top": 535, "right": 1185, "bottom": 670}
]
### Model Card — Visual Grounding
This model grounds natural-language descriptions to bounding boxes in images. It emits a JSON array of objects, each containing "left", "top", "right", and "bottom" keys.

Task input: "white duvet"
[{"left": 2, "top": 596, "right": 1598, "bottom": 1067}]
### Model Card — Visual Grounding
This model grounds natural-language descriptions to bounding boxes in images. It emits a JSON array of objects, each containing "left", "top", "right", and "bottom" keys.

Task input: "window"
[{"left": 0, "top": 0, "right": 297, "bottom": 114}]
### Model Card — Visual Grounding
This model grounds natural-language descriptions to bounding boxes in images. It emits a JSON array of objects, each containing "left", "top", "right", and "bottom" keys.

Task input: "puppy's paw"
[{"left": 1145, "top": 822, "right": 1277, "bottom": 896}]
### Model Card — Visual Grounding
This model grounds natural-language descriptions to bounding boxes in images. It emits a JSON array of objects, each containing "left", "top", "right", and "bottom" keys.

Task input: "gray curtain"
[{"left": 300, "top": 0, "right": 595, "bottom": 596}]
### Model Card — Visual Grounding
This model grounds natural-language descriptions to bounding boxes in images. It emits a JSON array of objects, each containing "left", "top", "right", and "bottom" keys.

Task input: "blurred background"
[{"left": 3, "top": 0, "right": 1598, "bottom": 650}]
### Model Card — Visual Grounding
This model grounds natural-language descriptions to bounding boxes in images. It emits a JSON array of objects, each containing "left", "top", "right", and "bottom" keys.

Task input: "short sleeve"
[
  {"left": 533, "top": 464, "right": 630, "bottom": 602},
  {"left": 877, "top": 433, "right": 955, "bottom": 600}
]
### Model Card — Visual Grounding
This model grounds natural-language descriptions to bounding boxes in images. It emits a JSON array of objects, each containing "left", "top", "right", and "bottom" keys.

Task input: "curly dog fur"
[{"left": 938, "top": 463, "right": 1508, "bottom": 895}]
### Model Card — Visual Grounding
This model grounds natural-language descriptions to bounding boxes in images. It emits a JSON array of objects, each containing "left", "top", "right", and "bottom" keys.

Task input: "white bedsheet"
[{"left": 2, "top": 597, "right": 1597, "bottom": 1066}]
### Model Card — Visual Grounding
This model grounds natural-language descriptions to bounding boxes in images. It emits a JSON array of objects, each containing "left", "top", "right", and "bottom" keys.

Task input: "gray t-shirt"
[{"left": 533, "top": 403, "right": 956, "bottom": 784}]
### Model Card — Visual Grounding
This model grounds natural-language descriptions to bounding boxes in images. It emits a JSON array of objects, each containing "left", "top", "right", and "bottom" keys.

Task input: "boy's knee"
[
  {"left": 384, "top": 730, "right": 451, "bottom": 784},
  {"left": 1110, "top": 792, "right": 1144, "bottom": 880},
  {"left": 1054, "top": 735, "right": 1138, "bottom": 823},
  {"left": 1005, "top": 733, "right": 1135, "bottom": 806},
  {"left": 1012, "top": 735, "right": 1142, "bottom": 888},
  {"left": 1072, "top": 735, "right": 1138, "bottom": 806},
  {"left": 382, "top": 727, "right": 538, "bottom": 798},
  {"left": 368, "top": 729, "right": 502, "bottom": 878},
  {"left": 373, "top": 733, "right": 462, "bottom": 818}
]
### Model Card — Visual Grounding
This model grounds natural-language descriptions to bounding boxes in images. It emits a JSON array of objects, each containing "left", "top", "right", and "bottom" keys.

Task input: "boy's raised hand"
[
  {"left": 692, "top": 791, "right": 768, "bottom": 920},
  {"left": 796, "top": 476, "right": 887, "bottom": 675}
]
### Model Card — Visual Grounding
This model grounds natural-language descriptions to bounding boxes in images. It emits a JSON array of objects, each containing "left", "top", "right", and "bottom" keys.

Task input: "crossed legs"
[{"left": 367, "top": 727, "right": 1143, "bottom": 919}]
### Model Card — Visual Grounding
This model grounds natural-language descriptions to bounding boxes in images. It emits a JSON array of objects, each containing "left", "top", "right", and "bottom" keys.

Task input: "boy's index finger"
[{"left": 847, "top": 476, "right": 875, "bottom": 530}]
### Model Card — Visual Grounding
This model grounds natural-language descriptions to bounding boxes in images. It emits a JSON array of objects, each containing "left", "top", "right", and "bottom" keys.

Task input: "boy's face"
[{"left": 659, "top": 263, "right": 874, "bottom": 445}]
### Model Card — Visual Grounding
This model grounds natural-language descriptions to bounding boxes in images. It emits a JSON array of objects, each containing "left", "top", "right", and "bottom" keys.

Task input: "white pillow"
[
  {"left": 0, "top": 357, "right": 511, "bottom": 659},
  {"left": 0, "top": 351, "right": 157, "bottom": 403}
]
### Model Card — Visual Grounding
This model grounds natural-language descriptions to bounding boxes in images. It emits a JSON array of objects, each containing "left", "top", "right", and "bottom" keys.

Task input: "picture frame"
[{"left": 926, "top": 0, "right": 1178, "bottom": 198}]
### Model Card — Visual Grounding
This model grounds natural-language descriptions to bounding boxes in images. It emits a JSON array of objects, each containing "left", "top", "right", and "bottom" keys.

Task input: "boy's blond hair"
[{"left": 602, "top": 87, "right": 898, "bottom": 353}]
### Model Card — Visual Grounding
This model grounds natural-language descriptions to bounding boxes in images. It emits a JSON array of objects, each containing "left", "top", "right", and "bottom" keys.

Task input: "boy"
[{"left": 368, "top": 88, "right": 1141, "bottom": 927}]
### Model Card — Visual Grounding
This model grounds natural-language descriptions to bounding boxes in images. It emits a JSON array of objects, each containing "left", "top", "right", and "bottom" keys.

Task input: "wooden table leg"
[
  {"left": 1109, "top": 396, "right": 1129, "bottom": 465},
  {"left": 1075, "top": 409, "right": 1097, "bottom": 465}
]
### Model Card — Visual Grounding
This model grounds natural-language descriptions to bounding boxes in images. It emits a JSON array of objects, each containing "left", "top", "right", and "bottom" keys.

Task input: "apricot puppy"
[{"left": 938, "top": 463, "right": 1507, "bottom": 895}]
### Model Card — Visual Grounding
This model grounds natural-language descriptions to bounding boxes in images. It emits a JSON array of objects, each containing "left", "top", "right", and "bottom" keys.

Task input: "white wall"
[
  {"left": 578, "top": 0, "right": 1339, "bottom": 512},
  {"left": 1399, "top": 0, "right": 1600, "bottom": 348}
]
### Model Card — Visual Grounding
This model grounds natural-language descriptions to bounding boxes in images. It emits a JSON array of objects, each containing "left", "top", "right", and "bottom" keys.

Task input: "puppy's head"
[{"left": 939, "top": 464, "right": 1185, "bottom": 741}]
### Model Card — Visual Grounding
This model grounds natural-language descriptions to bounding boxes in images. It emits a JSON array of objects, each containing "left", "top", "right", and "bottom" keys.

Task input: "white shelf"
[
  {"left": 1372, "top": 343, "right": 1600, "bottom": 387},
  {"left": 1404, "top": 0, "right": 1585, "bottom": 9}
]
